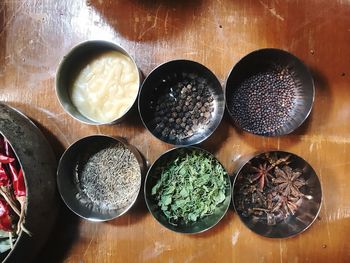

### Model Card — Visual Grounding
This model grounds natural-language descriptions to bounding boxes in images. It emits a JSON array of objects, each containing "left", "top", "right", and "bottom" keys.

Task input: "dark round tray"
[{"left": 0, "top": 103, "right": 58, "bottom": 263}]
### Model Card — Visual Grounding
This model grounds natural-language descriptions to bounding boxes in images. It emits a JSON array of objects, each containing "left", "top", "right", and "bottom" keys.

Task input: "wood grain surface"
[{"left": 1, "top": 0, "right": 350, "bottom": 262}]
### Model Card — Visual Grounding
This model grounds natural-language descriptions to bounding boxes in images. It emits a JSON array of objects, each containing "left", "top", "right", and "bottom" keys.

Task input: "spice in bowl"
[
  {"left": 74, "top": 142, "right": 141, "bottom": 214},
  {"left": 70, "top": 50, "right": 139, "bottom": 123},
  {"left": 152, "top": 73, "right": 215, "bottom": 141},
  {"left": 230, "top": 65, "right": 299, "bottom": 135},
  {"left": 0, "top": 135, "right": 28, "bottom": 254},
  {"left": 226, "top": 49, "right": 315, "bottom": 137},
  {"left": 233, "top": 151, "right": 322, "bottom": 238},
  {"left": 151, "top": 150, "right": 228, "bottom": 226}
]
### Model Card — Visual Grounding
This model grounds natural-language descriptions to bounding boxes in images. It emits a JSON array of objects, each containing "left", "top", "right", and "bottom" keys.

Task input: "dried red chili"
[
  {"left": 0, "top": 198, "right": 13, "bottom": 232},
  {"left": 4, "top": 140, "right": 25, "bottom": 197},
  {"left": 0, "top": 155, "right": 14, "bottom": 164},
  {"left": 4, "top": 140, "right": 27, "bottom": 235},
  {"left": 0, "top": 136, "right": 29, "bottom": 242},
  {"left": 0, "top": 164, "right": 10, "bottom": 186},
  {"left": 13, "top": 169, "right": 25, "bottom": 197},
  {"left": 0, "top": 163, "right": 20, "bottom": 214},
  {"left": 0, "top": 140, "right": 21, "bottom": 220}
]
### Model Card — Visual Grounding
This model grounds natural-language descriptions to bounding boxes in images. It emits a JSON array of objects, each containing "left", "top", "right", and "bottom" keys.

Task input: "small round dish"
[
  {"left": 138, "top": 60, "right": 225, "bottom": 146},
  {"left": 57, "top": 135, "right": 144, "bottom": 221},
  {"left": 144, "top": 146, "right": 231, "bottom": 234},
  {"left": 232, "top": 151, "right": 322, "bottom": 238},
  {"left": 56, "top": 40, "right": 142, "bottom": 125},
  {"left": 225, "top": 48, "right": 314, "bottom": 136}
]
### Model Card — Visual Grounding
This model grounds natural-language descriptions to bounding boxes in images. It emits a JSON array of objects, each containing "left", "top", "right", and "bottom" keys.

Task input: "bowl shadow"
[
  {"left": 33, "top": 204, "right": 80, "bottom": 263},
  {"left": 200, "top": 112, "right": 231, "bottom": 154},
  {"left": 304, "top": 67, "right": 332, "bottom": 132},
  {"left": 88, "top": 0, "right": 204, "bottom": 42},
  {"left": 105, "top": 186, "right": 149, "bottom": 227},
  {"left": 122, "top": 102, "right": 144, "bottom": 129},
  {"left": 191, "top": 210, "right": 234, "bottom": 239}
]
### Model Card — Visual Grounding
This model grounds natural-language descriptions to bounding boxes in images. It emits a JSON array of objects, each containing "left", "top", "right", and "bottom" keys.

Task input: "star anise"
[
  {"left": 272, "top": 194, "right": 302, "bottom": 217},
  {"left": 249, "top": 163, "right": 273, "bottom": 190},
  {"left": 274, "top": 166, "right": 306, "bottom": 197}
]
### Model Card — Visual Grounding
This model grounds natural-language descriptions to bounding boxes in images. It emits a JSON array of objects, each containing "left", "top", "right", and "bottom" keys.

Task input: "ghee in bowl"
[{"left": 56, "top": 40, "right": 141, "bottom": 125}]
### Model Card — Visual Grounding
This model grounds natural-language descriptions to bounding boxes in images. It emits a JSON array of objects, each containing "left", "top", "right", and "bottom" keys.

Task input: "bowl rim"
[
  {"left": 56, "top": 134, "right": 143, "bottom": 222},
  {"left": 231, "top": 150, "right": 323, "bottom": 238},
  {"left": 144, "top": 145, "right": 232, "bottom": 234},
  {"left": 55, "top": 39, "right": 142, "bottom": 126},
  {"left": 138, "top": 59, "right": 225, "bottom": 146},
  {"left": 224, "top": 48, "right": 315, "bottom": 137}
]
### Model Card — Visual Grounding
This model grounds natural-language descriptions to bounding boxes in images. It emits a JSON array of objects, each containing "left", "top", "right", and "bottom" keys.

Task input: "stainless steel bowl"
[
  {"left": 0, "top": 103, "right": 58, "bottom": 263},
  {"left": 144, "top": 146, "right": 231, "bottom": 234},
  {"left": 138, "top": 60, "right": 225, "bottom": 146},
  {"left": 56, "top": 40, "right": 142, "bottom": 125},
  {"left": 232, "top": 150, "right": 322, "bottom": 238},
  {"left": 225, "top": 48, "right": 315, "bottom": 136},
  {"left": 57, "top": 135, "right": 144, "bottom": 221}
]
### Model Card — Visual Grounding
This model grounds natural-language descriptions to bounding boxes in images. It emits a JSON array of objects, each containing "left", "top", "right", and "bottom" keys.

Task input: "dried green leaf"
[{"left": 152, "top": 151, "right": 228, "bottom": 224}]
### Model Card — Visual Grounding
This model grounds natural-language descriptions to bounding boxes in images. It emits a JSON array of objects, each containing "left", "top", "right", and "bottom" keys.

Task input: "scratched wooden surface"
[{"left": 1, "top": 0, "right": 350, "bottom": 262}]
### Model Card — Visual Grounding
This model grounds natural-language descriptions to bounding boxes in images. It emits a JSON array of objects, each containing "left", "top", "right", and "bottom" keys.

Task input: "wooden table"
[{"left": 1, "top": 0, "right": 350, "bottom": 262}]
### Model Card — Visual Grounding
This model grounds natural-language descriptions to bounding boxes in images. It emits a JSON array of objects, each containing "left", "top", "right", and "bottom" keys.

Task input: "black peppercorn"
[
  {"left": 230, "top": 66, "right": 297, "bottom": 135},
  {"left": 152, "top": 72, "right": 215, "bottom": 141}
]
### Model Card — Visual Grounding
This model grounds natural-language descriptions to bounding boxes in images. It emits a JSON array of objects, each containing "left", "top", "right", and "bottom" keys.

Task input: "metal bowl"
[
  {"left": 138, "top": 60, "right": 225, "bottom": 146},
  {"left": 56, "top": 40, "right": 142, "bottom": 125},
  {"left": 57, "top": 135, "right": 144, "bottom": 221},
  {"left": 232, "top": 151, "right": 322, "bottom": 238},
  {"left": 225, "top": 48, "right": 314, "bottom": 136},
  {"left": 144, "top": 146, "right": 231, "bottom": 234},
  {"left": 0, "top": 103, "right": 58, "bottom": 263}
]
